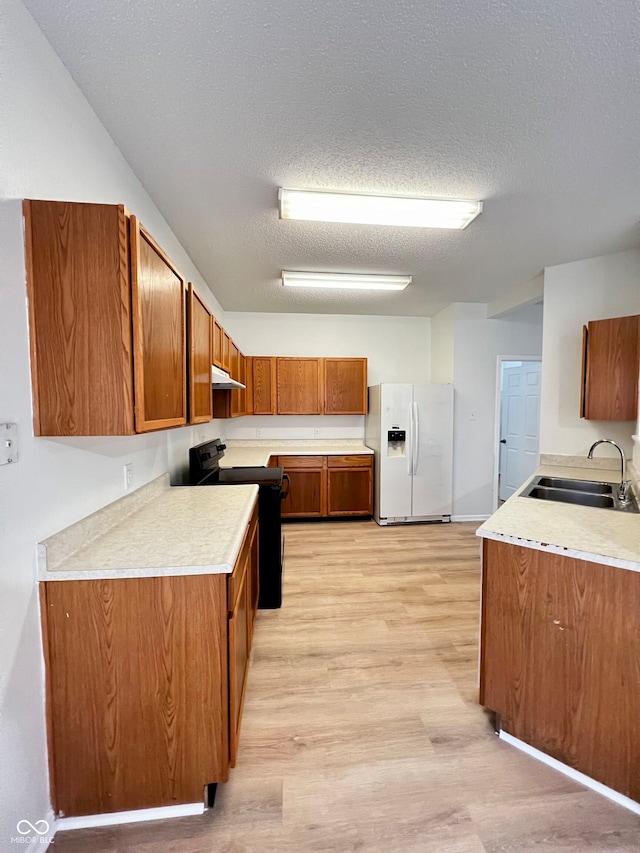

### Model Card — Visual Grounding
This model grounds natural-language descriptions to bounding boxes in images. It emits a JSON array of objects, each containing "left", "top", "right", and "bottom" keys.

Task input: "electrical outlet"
[
  {"left": 256, "top": 429, "right": 263, "bottom": 438},
  {"left": 314, "top": 428, "right": 321, "bottom": 438},
  {"left": 124, "top": 463, "right": 134, "bottom": 490}
]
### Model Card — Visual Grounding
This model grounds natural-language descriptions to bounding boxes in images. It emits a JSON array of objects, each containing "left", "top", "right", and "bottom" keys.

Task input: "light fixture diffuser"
[
  {"left": 279, "top": 188, "right": 482, "bottom": 229},
  {"left": 282, "top": 271, "right": 411, "bottom": 291}
]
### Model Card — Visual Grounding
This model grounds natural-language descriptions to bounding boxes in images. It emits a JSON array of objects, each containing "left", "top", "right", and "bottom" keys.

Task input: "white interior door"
[
  {"left": 411, "top": 384, "right": 454, "bottom": 517},
  {"left": 499, "top": 363, "right": 541, "bottom": 501}
]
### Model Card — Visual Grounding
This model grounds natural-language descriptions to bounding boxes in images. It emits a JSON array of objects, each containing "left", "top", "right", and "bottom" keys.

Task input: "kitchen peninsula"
[
  {"left": 39, "top": 476, "right": 259, "bottom": 821},
  {"left": 477, "top": 456, "right": 640, "bottom": 811}
]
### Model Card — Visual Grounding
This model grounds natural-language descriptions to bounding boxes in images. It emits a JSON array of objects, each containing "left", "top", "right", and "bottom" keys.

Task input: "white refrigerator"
[{"left": 365, "top": 384, "right": 454, "bottom": 525}]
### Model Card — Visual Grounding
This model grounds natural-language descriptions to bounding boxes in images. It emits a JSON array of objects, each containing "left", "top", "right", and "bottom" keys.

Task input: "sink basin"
[
  {"left": 526, "top": 487, "right": 615, "bottom": 508},
  {"left": 536, "top": 476, "right": 613, "bottom": 494},
  {"left": 522, "top": 477, "right": 639, "bottom": 513}
]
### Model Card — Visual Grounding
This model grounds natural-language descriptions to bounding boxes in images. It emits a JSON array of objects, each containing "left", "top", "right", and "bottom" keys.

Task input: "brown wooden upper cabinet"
[
  {"left": 230, "top": 350, "right": 245, "bottom": 418},
  {"left": 213, "top": 348, "right": 251, "bottom": 420},
  {"left": 130, "top": 217, "right": 187, "bottom": 432},
  {"left": 276, "top": 358, "right": 323, "bottom": 415},
  {"left": 581, "top": 314, "right": 640, "bottom": 421},
  {"left": 244, "top": 356, "right": 254, "bottom": 417},
  {"left": 252, "top": 357, "right": 277, "bottom": 415},
  {"left": 222, "top": 331, "right": 231, "bottom": 373},
  {"left": 273, "top": 357, "right": 368, "bottom": 415},
  {"left": 187, "top": 284, "right": 213, "bottom": 425},
  {"left": 212, "top": 317, "right": 224, "bottom": 368},
  {"left": 24, "top": 200, "right": 188, "bottom": 435},
  {"left": 324, "top": 358, "right": 368, "bottom": 415}
]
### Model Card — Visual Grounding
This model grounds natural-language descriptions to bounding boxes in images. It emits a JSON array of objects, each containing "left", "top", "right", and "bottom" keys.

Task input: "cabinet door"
[
  {"left": 480, "top": 539, "right": 640, "bottom": 802},
  {"left": 230, "top": 350, "right": 245, "bottom": 418},
  {"left": 280, "top": 466, "right": 325, "bottom": 517},
  {"left": 327, "top": 460, "right": 373, "bottom": 516},
  {"left": 244, "top": 356, "right": 254, "bottom": 416},
  {"left": 583, "top": 315, "right": 640, "bottom": 421},
  {"left": 323, "top": 358, "right": 368, "bottom": 415},
  {"left": 252, "top": 357, "right": 277, "bottom": 415},
  {"left": 228, "top": 566, "right": 249, "bottom": 768},
  {"left": 42, "top": 575, "right": 229, "bottom": 817},
  {"left": 130, "top": 217, "right": 187, "bottom": 432},
  {"left": 212, "top": 318, "right": 224, "bottom": 368},
  {"left": 246, "top": 516, "right": 259, "bottom": 647},
  {"left": 229, "top": 341, "right": 240, "bottom": 381},
  {"left": 187, "top": 284, "right": 212, "bottom": 424},
  {"left": 23, "top": 200, "right": 135, "bottom": 436},
  {"left": 222, "top": 332, "right": 231, "bottom": 372},
  {"left": 276, "top": 358, "right": 323, "bottom": 414}
]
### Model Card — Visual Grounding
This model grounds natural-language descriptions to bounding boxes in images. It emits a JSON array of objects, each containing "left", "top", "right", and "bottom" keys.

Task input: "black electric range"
[{"left": 188, "top": 439, "right": 288, "bottom": 608}]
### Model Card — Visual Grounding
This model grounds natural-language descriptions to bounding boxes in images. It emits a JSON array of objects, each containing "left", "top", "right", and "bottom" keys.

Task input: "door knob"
[{"left": 500, "top": 439, "right": 507, "bottom": 444}]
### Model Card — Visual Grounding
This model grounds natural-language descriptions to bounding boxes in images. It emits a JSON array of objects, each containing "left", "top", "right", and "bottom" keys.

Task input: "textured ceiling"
[{"left": 23, "top": 0, "right": 640, "bottom": 316}]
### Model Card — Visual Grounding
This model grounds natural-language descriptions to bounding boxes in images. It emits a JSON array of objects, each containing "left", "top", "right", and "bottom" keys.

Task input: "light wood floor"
[{"left": 54, "top": 520, "right": 640, "bottom": 852}]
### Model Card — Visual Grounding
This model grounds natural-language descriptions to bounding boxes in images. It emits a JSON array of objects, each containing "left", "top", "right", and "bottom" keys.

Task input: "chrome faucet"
[{"left": 587, "top": 439, "right": 632, "bottom": 503}]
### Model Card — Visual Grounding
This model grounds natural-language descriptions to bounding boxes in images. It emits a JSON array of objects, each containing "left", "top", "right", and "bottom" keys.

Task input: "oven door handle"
[{"left": 280, "top": 473, "right": 290, "bottom": 499}]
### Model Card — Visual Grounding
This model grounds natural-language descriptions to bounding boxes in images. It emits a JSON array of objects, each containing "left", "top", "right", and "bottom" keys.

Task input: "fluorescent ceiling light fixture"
[
  {"left": 282, "top": 271, "right": 411, "bottom": 291},
  {"left": 279, "top": 188, "right": 483, "bottom": 229}
]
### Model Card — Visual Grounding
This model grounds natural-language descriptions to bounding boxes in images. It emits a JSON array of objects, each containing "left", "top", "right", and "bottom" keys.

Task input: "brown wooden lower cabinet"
[
  {"left": 229, "top": 565, "right": 249, "bottom": 768},
  {"left": 278, "top": 456, "right": 325, "bottom": 517},
  {"left": 480, "top": 537, "right": 640, "bottom": 802},
  {"left": 327, "top": 468, "right": 373, "bottom": 515},
  {"left": 228, "top": 505, "right": 258, "bottom": 767},
  {"left": 278, "top": 455, "right": 373, "bottom": 518},
  {"left": 41, "top": 505, "right": 259, "bottom": 818}
]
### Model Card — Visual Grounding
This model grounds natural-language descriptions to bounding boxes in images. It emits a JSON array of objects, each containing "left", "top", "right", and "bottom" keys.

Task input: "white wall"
[
  {"left": 0, "top": 2, "right": 226, "bottom": 841},
  {"left": 540, "top": 249, "right": 640, "bottom": 458},
  {"left": 450, "top": 303, "right": 543, "bottom": 519},
  {"left": 430, "top": 305, "right": 455, "bottom": 383},
  {"left": 223, "top": 312, "right": 431, "bottom": 439}
]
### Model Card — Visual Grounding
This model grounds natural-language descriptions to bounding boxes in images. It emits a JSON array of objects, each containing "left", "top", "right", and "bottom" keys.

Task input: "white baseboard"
[
  {"left": 499, "top": 731, "right": 640, "bottom": 815},
  {"left": 53, "top": 802, "right": 205, "bottom": 833},
  {"left": 451, "top": 514, "right": 490, "bottom": 522}
]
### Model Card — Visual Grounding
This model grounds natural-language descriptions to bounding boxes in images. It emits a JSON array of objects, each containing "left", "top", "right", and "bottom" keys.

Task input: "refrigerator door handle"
[
  {"left": 407, "top": 403, "right": 413, "bottom": 476},
  {"left": 413, "top": 401, "right": 420, "bottom": 474}
]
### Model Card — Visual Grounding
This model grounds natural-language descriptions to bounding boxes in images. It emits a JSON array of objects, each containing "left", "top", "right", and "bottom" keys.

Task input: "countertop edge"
[
  {"left": 38, "top": 561, "right": 234, "bottom": 582},
  {"left": 477, "top": 514, "right": 640, "bottom": 574}
]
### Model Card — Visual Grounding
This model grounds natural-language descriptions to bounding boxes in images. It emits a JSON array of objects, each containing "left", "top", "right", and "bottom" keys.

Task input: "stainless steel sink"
[
  {"left": 526, "top": 487, "right": 615, "bottom": 508},
  {"left": 522, "top": 476, "right": 639, "bottom": 513},
  {"left": 536, "top": 476, "right": 613, "bottom": 494}
]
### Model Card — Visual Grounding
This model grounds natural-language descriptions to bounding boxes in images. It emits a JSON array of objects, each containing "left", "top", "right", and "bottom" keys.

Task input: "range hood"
[{"left": 212, "top": 364, "right": 245, "bottom": 390}]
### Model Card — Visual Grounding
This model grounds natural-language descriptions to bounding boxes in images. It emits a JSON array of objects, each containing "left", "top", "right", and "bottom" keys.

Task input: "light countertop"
[
  {"left": 221, "top": 441, "right": 373, "bottom": 468},
  {"left": 477, "top": 461, "right": 640, "bottom": 572},
  {"left": 38, "top": 476, "right": 258, "bottom": 581}
]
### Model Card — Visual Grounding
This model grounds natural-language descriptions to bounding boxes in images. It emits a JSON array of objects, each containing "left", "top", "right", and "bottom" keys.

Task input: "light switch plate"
[{"left": 0, "top": 423, "right": 18, "bottom": 465}]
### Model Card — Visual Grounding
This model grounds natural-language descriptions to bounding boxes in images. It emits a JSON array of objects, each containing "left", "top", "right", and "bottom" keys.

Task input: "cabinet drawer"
[
  {"left": 328, "top": 455, "right": 373, "bottom": 468},
  {"left": 278, "top": 455, "right": 325, "bottom": 468}
]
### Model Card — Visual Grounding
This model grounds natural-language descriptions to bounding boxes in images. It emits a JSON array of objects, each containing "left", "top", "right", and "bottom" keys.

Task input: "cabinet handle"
[{"left": 280, "top": 473, "right": 290, "bottom": 499}]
